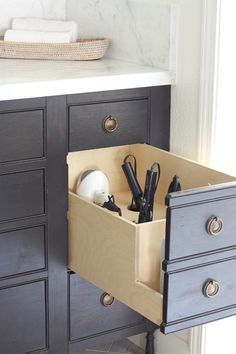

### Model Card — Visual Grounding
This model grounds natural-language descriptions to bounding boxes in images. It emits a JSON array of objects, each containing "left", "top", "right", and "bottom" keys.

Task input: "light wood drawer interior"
[{"left": 68, "top": 144, "right": 235, "bottom": 328}]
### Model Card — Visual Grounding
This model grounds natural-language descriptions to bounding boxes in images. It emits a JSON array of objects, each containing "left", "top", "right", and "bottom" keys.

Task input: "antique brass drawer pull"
[
  {"left": 100, "top": 293, "right": 115, "bottom": 307},
  {"left": 203, "top": 279, "right": 220, "bottom": 298},
  {"left": 206, "top": 216, "right": 223, "bottom": 236},
  {"left": 102, "top": 115, "right": 118, "bottom": 133}
]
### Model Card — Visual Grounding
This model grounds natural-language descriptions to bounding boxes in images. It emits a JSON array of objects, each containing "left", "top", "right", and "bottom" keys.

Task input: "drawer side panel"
[{"left": 68, "top": 192, "right": 163, "bottom": 326}]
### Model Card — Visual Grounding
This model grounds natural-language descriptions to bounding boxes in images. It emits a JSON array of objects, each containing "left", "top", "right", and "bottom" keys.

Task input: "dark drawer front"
[
  {"left": 69, "top": 274, "right": 144, "bottom": 341},
  {"left": 69, "top": 100, "right": 148, "bottom": 151},
  {"left": 0, "top": 280, "right": 47, "bottom": 354},
  {"left": 0, "top": 169, "right": 45, "bottom": 222},
  {"left": 0, "top": 110, "right": 45, "bottom": 163},
  {"left": 164, "top": 258, "right": 236, "bottom": 325},
  {"left": 166, "top": 187, "right": 236, "bottom": 260},
  {"left": 0, "top": 225, "right": 46, "bottom": 278}
]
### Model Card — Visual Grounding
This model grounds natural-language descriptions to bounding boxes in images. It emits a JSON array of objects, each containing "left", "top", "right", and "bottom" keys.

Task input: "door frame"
[
  {"left": 194, "top": 0, "right": 221, "bottom": 353},
  {"left": 197, "top": 0, "right": 221, "bottom": 166}
]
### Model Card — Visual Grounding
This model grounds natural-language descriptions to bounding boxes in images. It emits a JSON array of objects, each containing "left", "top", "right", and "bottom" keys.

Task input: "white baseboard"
[
  {"left": 155, "top": 330, "right": 189, "bottom": 354},
  {"left": 129, "top": 333, "right": 146, "bottom": 350}
]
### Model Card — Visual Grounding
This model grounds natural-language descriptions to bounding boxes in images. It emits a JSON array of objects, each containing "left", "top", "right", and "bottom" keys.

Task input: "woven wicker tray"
[{"left": 0, "top": 37, "right": 109, "bottom": 61}]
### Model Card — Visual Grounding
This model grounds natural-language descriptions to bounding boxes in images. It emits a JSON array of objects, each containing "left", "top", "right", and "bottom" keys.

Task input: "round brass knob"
[
  {"left": 100, "top": 293, "right": 115, "bottom": 307},
  {"left": 203, "top": 279, "right": 220, "bottom": 298},
  {"left": 102, "top": 115, "right": 118, "bottom": 133},
  {"left": 206, "top": 216, "right": 223, "bottom": 236}
]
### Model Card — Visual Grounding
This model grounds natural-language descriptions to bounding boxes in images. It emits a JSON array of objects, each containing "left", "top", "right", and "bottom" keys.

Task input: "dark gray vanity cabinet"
[
  {"left": 0, "top": 96, "right": 68, "bottom": 354},
  {"left": 2, "top": 85, "right": 236, "bottom": 352},
  {"left": 0, "top": 87, "right": 169, "bottom": 354}
]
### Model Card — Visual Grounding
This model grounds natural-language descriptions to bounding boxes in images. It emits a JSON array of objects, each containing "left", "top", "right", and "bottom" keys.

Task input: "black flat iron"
[{"left": 122, "top": 155, "right": 161, "bottom": 223}]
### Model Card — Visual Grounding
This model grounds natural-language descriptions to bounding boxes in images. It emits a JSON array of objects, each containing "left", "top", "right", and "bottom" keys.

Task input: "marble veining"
[
  {"left": 0, "top": 0, "right": 66, "bottom": 35},
  {"left": 66, "top": 0, "right": 177, "bottom": 71}
]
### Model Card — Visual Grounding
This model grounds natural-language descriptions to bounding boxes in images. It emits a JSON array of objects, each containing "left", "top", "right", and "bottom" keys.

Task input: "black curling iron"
[
  {"left": 138, "top": 162, "right": 161, "bottom": 224},
  {"left": 122, "top": 155, "right": 144, "bottom": 211}
]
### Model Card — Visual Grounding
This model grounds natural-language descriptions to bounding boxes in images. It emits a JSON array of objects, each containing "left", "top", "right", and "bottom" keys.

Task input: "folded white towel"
[
  {"left": 12, "top": 18, "right": 78, "bottom": 42},
  {"left": 4, "top": 29, "right": 72, "bottom": 43}
]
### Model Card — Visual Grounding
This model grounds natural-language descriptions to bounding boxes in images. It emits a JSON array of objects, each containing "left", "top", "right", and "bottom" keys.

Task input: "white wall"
[
  {"left": 166, "top": 0, "right": 204, "bottom": 161},
  {"left": 212, "top": 0, "right": 236, "bottom": 175},
  {"left": 0, "top": 0, "right": 66, "bottom": 35}
]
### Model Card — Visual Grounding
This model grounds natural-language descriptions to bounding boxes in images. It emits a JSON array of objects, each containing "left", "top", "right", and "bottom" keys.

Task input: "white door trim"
[
  {"left": 197, "top": 0, "right": 221, "bottom": 166},
  {"left": 192, "top": 1, "right": 222, "bottom": 353},
  {"left": 189, "top": 327, "right": 206, "bottom": 354}
]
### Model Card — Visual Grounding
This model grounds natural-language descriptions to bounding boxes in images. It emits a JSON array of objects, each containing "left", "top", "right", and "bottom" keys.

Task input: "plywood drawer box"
[{"left": 68, "top": 144, "right": 236, "bottom": 334}]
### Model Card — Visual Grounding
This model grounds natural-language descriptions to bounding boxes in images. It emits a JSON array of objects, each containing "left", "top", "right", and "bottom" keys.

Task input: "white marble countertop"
[{"left": 0, "top": 58, "right": 174, "bottom": 101}]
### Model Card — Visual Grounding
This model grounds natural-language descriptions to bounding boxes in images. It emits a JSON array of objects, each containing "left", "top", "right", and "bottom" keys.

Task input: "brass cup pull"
[
  {"left": 203, "top": 279, "right": 220, "bottom": 298},
  {"left": 102, "top": 115, "right": 118, "bottom": 133},
  {"left": 100, "top": 293, "right": 115, "bottom": 307},
  {"left": 206, "top": 216, "right": 223, "bottom": 236}
]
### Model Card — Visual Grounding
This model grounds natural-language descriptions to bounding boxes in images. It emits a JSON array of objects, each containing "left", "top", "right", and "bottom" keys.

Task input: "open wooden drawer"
[{"left": 68, "top": 144, "right": 236, "bottom": 334}]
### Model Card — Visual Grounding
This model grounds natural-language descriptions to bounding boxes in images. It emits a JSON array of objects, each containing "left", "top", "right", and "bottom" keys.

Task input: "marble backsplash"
[
  {"left": 66, "top": 0, "right": 178, "bottom": 71},
  {"left": 0, "top": 0, "right": 177, "bottom": 72},
  {"left": 0, "top": 0, "right": 66, "bottom": 35}
]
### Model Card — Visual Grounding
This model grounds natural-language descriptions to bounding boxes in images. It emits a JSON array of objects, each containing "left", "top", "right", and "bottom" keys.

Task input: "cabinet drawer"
[
  {"left": 0, "top": 225, "right": 46, "bottom": 278},
  {"left": 68, "top": 144, "right": 236, "bottom": 334},
  {"left": 0, "top": 110, "right": 45, "bottom": 163},
  {"left": 165, "top": 258, "right": 236, "bottom": 323},
  {"left": 0, "top": 169, "right": 45, "bottom": 222},
  {"left": 166, "top": 196, "right": 236, "bottom": 260},
  {"left": 69, "top": 273, "right": 143, "bottom": 341},
  {"left": 69, "top": 100, "right": 148, "bottom": 151},
  {"left": 0, "top": 280, "right": 47, "bottom": 354}
]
